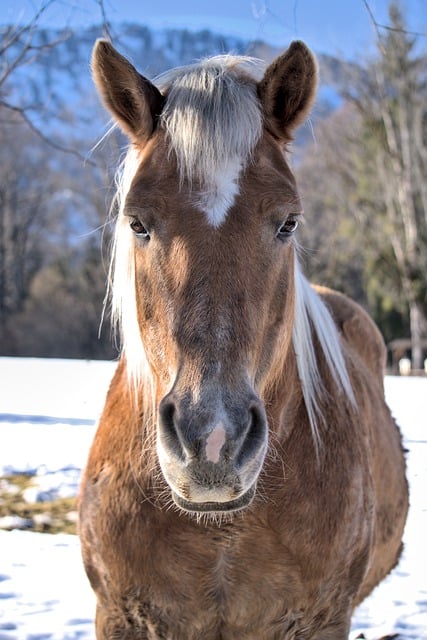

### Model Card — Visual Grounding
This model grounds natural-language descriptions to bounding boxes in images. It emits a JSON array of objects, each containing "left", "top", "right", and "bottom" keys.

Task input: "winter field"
[{"left": 0, "top": 357, "right": 426, "bottom": 640}]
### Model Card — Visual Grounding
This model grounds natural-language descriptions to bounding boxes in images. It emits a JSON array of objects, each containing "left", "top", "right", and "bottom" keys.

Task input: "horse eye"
[
  {"left": 277, "top": 216, "right": 299, "bottom": 238},
  {"left": 130, "top": 217, "right": 150, "bottom": 239}
]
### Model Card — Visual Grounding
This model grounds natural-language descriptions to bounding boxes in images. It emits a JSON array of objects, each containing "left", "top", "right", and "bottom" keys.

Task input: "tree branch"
[
  {"left": 0, "top": 0, "right": 117, "bottom": 166},
  {"left": 362, "top": 0, "right": 427, "bottom": 43},
  {"left": 0, "top": 100, "right": 95, "bottom": 165}
]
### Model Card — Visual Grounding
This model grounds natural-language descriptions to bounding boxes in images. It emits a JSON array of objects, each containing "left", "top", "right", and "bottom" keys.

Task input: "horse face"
[
  {"left": 125, "top": 136, "right": 302, "bottom": 512},
  {"left": 92, "top": 40, "right": 317, "bottom": 514}
]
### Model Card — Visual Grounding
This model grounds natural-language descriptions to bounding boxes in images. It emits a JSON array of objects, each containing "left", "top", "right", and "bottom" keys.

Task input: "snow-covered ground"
[{"left": 0, "top": 357, "right": 426, "bottom": 639}]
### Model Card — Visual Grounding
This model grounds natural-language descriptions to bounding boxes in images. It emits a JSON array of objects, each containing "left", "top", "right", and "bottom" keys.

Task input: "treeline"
[
  {"left": 0, "top": 107, "right": 118, "bottom": 359},
  {"left": 296, "top": 2, "right": 427, "bottom": 369},
  {"left": 0, "top": 1, "right": 426, "bottom": 367}
]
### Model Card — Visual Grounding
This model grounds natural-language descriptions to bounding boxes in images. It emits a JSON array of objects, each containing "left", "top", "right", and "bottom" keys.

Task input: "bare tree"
[
  {"left": 0, "top": 109, "right": 52, "bottom": 336},
  {"left": 0, "top": 0, "right": 111, "bottom": 160},
  {"left": 0, "top": 2, "right": 76, "bottom": 151}
]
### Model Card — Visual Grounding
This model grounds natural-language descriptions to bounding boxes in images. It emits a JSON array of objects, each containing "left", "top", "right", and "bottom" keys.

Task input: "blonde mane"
[{"left": 292, "top": 258, "right": 356, "bottom": 447}]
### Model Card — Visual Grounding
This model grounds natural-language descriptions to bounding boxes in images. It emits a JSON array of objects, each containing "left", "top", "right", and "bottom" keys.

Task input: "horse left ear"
[
  {"left": 258, "top": 41, "right": 317, "bottom": 141},
  {"left": 91, "top": 39, "right": 165, "bottom": 143}
]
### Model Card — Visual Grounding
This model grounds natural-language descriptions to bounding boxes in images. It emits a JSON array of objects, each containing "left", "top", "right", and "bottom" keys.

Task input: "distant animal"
[{"left": 79, "top": 39, "right": 408, "bottom": 639}]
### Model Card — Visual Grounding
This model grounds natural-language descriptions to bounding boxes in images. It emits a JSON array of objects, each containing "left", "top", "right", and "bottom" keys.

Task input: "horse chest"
[
  {"left": 110, "top": 511, "right": 349, "bottom": 640},
  {"left": 81, "top": 449, "right": 373, "bottom": 639}
]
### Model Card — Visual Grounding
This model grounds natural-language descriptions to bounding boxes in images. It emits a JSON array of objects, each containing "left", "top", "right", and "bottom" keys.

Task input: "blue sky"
[{"left": 1, "top": 0, "right": 425, "bottom": 58}]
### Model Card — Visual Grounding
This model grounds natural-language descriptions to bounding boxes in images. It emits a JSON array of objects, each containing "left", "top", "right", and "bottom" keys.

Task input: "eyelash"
[
  {"left": 276, "top": 216, "right": 299, "bottom": 239},
  {"left": 129, "top": 217, "right": 150, "bottom": 239}
]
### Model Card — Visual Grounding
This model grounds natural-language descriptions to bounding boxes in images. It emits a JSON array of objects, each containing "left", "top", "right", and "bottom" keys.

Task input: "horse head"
[{"left": 92, "top": 40, "right": 317, "bottom": 514}]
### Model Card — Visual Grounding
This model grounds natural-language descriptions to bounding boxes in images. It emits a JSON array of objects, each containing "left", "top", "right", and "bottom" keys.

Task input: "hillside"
[{"left": 0, "top": 21, "right": 349, "bottom": 138}]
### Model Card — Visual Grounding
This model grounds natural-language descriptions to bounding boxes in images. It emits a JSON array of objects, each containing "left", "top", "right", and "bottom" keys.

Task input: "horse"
[{"left": 79, "top": 39, "right": 408, "bottom": 639}]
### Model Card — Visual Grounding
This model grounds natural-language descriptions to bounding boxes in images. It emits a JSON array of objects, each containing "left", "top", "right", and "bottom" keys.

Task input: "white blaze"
[
  {"left": 199, "top": 158, "right": 242, "bottom": 227},
  {"left": 205, "top": 424, "right": 227, "bottom": 463}
]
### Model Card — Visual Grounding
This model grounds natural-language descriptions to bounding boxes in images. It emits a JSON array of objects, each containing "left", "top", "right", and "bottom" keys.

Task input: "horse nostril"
[
  {"left": 158, "top": 399, "right": 184, "bottom": 460},
  {"left": 236, "top": 403, "right": 268, "bottom": 469},
  {"left": 159, "top": 400, "right": 175, "bottom": 428}
]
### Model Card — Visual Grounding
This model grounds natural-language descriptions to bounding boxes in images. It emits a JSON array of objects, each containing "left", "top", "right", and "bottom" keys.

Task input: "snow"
[{"left": 0, "top": 357, "right": 426, "bottom": 639}]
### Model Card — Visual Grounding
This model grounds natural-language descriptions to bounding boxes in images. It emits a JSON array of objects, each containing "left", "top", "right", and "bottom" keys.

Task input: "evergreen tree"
[{"left": 350, "top": 0, "right": 427, "bottom": 368}]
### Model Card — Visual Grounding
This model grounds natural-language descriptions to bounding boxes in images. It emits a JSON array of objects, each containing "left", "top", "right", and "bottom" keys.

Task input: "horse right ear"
[{"left": 91, "top": 39, "right": 165, "bottom": 142}]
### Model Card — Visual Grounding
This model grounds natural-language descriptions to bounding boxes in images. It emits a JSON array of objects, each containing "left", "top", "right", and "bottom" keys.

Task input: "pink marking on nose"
[{"left": 205, "top": 424, "right": 226, "bottom": 463}]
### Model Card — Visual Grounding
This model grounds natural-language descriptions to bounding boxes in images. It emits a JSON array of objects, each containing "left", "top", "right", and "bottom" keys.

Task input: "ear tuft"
[
  {"left": 91, "top": 39, "right": 164, "bottom": 142},
  {"left": 258, "top": 41, "right": 317, "bottom": 141}
]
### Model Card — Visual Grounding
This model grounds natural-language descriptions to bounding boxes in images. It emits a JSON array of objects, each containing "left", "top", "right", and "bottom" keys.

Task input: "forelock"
[{"left": 156, "top": 56, "right": 265, "bottom": 189}]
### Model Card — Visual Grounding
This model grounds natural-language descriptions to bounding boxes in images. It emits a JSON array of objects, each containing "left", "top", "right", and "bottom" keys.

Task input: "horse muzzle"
[{"left": 157, "top": 391, "right": 268, "bottom": 514}]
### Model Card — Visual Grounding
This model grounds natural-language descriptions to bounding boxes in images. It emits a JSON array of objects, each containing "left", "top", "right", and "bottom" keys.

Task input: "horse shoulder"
[
  {"left": 314, "top": 285, "right": 409, "bottom": 603},
  {"left": 81, "top": 358, "right": 134, "bottom": 479},
  {"left": 314, "top": 285, "right": 386, "bottom": 386}
]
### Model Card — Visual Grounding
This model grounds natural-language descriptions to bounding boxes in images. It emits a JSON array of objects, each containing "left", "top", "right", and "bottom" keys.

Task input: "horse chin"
[{"left": 172, "top": 485, "right": 256, "bottom": 515}]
